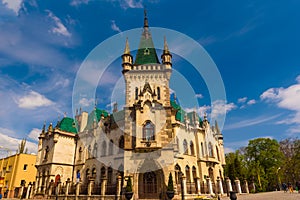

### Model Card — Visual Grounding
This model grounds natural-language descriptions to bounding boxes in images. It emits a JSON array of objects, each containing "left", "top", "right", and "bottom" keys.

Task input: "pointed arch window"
[
  {"left": 92, "top": 168, "right": 96, "bottom": 178},
  {"left": 143, "top": 121, "right": 155, "bottom": 141},
  {"left": 107, "top": 167, "right": 113, "bottom": 184},
  {"left": 190, "top": 141, "right": 195, "bottom": 156},
  {"left": 119, "top": 136, "right": 124, "bottom": 152},
  {"left": 101, "top": 141, "right": 106, "bottom": 157},
  {"left": 208, "top": 142, "right": 214, "bottom": 158},
  {"left": 44, "top": 146, "right": 49, "bottom": 160},
  {"left": 175, "top": 164, "right": 181, "bottom": 184},
  {"left": 185, "top": 165, "right": 190, "bottom": 182},
  {"left": 192, "top": 166, "right": 197, "bottom": 182},
  {"left": 78, "top": 147, "right": 83, "bottom": 161},
  {"left": 100, "top": 167, "right": 106, "bottom": 180},
  {"left": 109, "top": 140, "right": 114, "bottom": 155},
  {"left": 93, "top": 143, "right": 98, "bottom": 158},
  {"left": 135, "top": 87, "right": 138, "bottom": 100},
  {"left": 88, "top": 145, "right": 91, "bottom": 159},
  {"left": 86, "top": 168, "right": 90, "bottom": 180},
  {"left": 183, "top": 140, "right": 188, "bottom": 155},
  {"left": 216, "top": 146, "right": 220, "bottom": 161},
  {"left": 201, "top": 142, "right": 204, "bottom": 157},
  {"left": 157, "top": 87, "right": 160, "bottom": 100}
]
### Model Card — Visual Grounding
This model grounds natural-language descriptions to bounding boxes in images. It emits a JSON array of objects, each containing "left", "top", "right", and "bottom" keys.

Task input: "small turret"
[
  {"left": 161, "top": 36, "right": 172, "bottom": 69},
  {"left": 122, "top": 38, "right": 133, "bottom": 74}
]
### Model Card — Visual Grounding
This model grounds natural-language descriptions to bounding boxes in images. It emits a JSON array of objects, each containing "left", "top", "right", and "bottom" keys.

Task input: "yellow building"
[{"left": 0, "top": 153, "right": 37, "bottom": 198}]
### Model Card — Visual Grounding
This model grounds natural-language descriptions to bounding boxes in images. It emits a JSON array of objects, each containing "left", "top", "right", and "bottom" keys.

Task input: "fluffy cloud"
[
  {"left": 1, "top": 0, "right": 23, "bottom": 15},
  {"left": 46, "top": 10, "right": 71, "bottom": 37},
  {"left": 238, "top": 97, "right": 247, "bottom": 103},
  {"left": 16, "top": 90, "right": 54, "bottom": 109},
  {"left": 260, "top": 75, "right": 300, "bottom": 128},
  {"left": 247, "top": 99, "right": 256, "bottom": 105},
  {"left": 111, "top": 20, "right": 121, "bottom": 33},
  {"left": 28, "top": 128, "right": 41, "bottom": 141},
  {"left": 0, "top": 132, "right": 38, "bottom": 157},
  {"left": 79, "top": 97, "right": 94, "bottom": 107},
  {"left": 211, "top": 100, "right": 237, "bottom": 118}
]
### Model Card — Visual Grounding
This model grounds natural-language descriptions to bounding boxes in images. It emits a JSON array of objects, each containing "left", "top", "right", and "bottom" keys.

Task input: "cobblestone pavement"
[{"left": 221, "top": 191, "right": 300, "bottom": 200}]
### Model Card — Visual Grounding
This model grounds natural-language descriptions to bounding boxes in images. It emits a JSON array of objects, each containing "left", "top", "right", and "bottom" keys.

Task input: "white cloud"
[
  {"left": 0, "top": 132, "right": 37, "bottom": 157},
  {"left": 16, "top": 90, "right": 54, "bottom": 109},
  {"left": 28, "top": 128, "right": 41, "bottom": 141},
  {"left": 260, "top": 76, "right": 300, "bottom": 124},
  {"left": 238, "top": 97, "right": 247, "bottom": 103},
  {"left": 247, "top": 99, "right": 256, "bottom": 105},
  {"left": 111, "top": 20, "right": 121, "bottom": 33},
  {"left": 224, "top": 147, "right": 235, "bottom": 154},
  {"left": 70, "top": 0, "right": 89, "bottom": 6},
  {"left": 46, "top": 10, "right": 71, "bottom": 37},
  {"left": 1, "top": 0, "right": 23, "bottom": 15},
  {"left": 0, "top": 127, "right": 15, "bottom": 135},
  {"left": 224, "top": 114, "right": 281, "bottom": 130},
  {"left": 120, "top": 0, "right": 143, "bottom": 9},
  {"left": 79, "top": 97, "right": 94, "bottom": 107},
  {"left": 195, "top": 93, "right": 203, "bottom": 99},
  {"left": 211, "top": 100, "right": 237, "bottom": 119}
]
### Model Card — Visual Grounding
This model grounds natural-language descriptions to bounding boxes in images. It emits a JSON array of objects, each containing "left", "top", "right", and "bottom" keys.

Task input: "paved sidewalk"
[{"left": 221, "top": 191, "right": 300, "bottom": 200}]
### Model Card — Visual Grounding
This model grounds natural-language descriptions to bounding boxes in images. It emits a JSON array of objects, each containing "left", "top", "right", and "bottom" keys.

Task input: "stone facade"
[{"left": 35, "top": 12, "right": 226, "bottom": 200}]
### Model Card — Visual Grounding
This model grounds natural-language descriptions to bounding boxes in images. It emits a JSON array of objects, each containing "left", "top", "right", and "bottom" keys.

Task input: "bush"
[
  {"left": 167, "top": 172, "right": 174, "bottom": 191},
  {"left": 126, "top": 177, "right": 133, "bottom": 192}
]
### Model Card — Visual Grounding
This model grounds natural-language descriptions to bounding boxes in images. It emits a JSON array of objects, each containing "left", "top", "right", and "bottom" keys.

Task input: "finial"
[
  {"left": 163, "top": 36, "right": 169, "bottom": 53},
  {"left": 124, "top": 37, "right": 130, "bottom": 54},
  {"left": 94, "top": 97, "right": 98, "bottom": 109},
  {"left": 64, "top": 112, "right": 67, "bottom": 117},
  {"left": 76, "top": 108, "right": 78, "bottom": 116},
  {"left": 42, "top": 121, "right": 46, "bottom": 134},
  {"left": 215, "top": 120, "right": 220, "bottom": 134},
  {"left": 144, "top": 8, "right": 149, "bottom": 28}
]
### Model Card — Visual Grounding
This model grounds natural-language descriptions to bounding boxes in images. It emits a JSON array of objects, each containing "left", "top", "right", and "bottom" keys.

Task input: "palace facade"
[{"left": 35, "top": 12, "right": 226, "bottom": 200}]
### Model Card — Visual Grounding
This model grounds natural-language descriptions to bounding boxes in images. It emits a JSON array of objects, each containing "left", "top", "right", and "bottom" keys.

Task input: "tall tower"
[{"left": 122, "top": 10, "right": 173, "bottom": 151}]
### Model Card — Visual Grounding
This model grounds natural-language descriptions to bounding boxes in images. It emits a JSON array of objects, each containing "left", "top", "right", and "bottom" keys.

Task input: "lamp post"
[{"left": 277, "top": 167, "right": 281, "bottom": 191}]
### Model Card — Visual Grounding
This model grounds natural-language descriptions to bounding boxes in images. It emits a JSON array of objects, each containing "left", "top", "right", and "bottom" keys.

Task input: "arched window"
[
  {"left": 78, "top": 147, "right": 83, "bottom": 161},
  {"left": 216, "top": 146, "right": 220, "bottom": 161},
  {"left": 93, "top": 143, "right": 98, "bottom": 158},
  {"left": 101, "top": 141, "right": 106, "bottom": 157},
  {"left": 192, "top": 166, "right": 197, "bottom": 182},
  {"left": 107, "top": 167, "right": 113, "bottom": 184},
  {"left": 92, "top": 168, "right": 96, "bottom": 178},
  {"left": 175, "top": 164, "right": 181, "bottom": 184},
  {"left": 135, "top": 87, "right": 138, "bottom": 100},
  {"left": 44, "top": 146, "right": 49, "bottom": 160},
  {"left": 88, "top": 145, "right": 91, "bottom": 158},
  {"left": 143, "top": 121, "right": 155, "bottom": 141},
  {"left": 201, "top": 142, "right": 204, "bottom": 157},
  {"left": 190, "top": 141, "right": 195, "bottom": 156},
  {"left": 109, "top": 140, "right": 114, "bottom": 155},
  {"left": 86, "top": 169, "right": 90, "bottom": 180},
  {"left": 183, "top": 140, "right": 188, "bottom": 154},
  {"left": 100, "top": 167, "right": 106, "bottom": 180},
  {"left": 185, "top": 165, "right": 190, "bottom": 182},
  {"left": 208, "top": 142, "right": 214, "bottom": 157},
  {"left": 119, "top": 136, "right": 124, "bottom": 152},
  {"left": 157, "top": 87, "right": 160, "bottom": 100}
]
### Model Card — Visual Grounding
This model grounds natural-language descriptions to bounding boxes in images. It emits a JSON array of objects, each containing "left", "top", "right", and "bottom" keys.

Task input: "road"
[{"left": 221, "top": 191, "right": 300, "bottom": 200}]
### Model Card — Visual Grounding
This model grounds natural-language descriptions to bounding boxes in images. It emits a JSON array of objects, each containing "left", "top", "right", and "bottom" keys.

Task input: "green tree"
[
  {"left": 18, "top": 139, "right": 28, "bottom": 154},
  {"left": 245, "top": 138, "right": 283, "bottom": 191},
  {"left": 224, "top": 150, "right": 247, "bottom": 182}
]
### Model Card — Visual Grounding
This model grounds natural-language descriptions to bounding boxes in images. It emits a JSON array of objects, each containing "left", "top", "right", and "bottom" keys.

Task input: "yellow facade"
[{"left": 0, "top": 153, "right": 37, "bottom": 198}]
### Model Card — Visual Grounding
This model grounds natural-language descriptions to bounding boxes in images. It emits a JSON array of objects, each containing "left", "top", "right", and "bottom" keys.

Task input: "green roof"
[
  {"left": 134, "top": 30, "right": 160, "bottom": 65},
  {"left": 85, "top": 108, "right": 109, "bottom": 130},
  {"left": 170, "top": 100, "right": 203, "bottom": 125},
  {"left": 58, "top": 117, "right": 78, "bottom": 134}
]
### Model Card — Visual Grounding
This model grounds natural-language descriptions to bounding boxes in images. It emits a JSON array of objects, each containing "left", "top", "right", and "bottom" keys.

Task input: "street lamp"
[{"left": 277, "top": 167, "right": 281, "bottom": 191}]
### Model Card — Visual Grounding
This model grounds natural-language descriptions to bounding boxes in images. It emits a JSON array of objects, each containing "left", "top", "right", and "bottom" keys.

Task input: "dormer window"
[
  {"left": 144, "top": 48, "right": 150, "bottom": 55},
  {"left": 143, "top": 121, "right": 155, "bottom": 141}
]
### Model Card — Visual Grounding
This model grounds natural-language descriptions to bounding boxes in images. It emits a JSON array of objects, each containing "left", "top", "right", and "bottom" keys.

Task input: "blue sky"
[{"left": 0, "top": 0, "right": 300, "bottom": 155}]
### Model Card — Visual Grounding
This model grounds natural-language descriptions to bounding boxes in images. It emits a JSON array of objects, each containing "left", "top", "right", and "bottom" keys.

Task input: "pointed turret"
[
  {"left": 122, "top": 37, "right": 133, "bottom": 74},
  {"left": 134, "top": 9, "right": 160, "bottom": 65},
  {"left": 161, "top": 36, "right": 172, "bottom": 69}
]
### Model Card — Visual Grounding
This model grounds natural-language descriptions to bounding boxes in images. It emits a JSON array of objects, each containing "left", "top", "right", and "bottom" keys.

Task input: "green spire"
[{"left": 134, "top": 9, "right": 160, "bottom": 65}]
